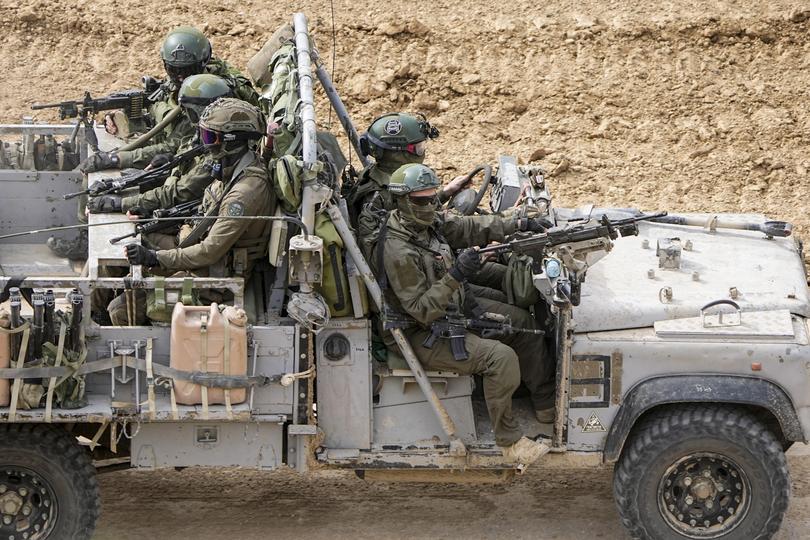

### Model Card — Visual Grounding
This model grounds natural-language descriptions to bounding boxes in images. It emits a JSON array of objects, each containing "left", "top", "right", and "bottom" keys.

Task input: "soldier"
[
  {"left": 348, "top": 112, "right": 470, "bottom": 258},
  {"left": 79, "top": 26, "right": 260, "bottom": 174},
  {"left": 114, "top": 98, "right": 274, "bottom": 324},
  {"left": 86, "top": 74, "right": 234, "bottom": 224},
  {"left": 380, "top": 163, "right": 555, "bottom": 466},
  {"left": 48, "top": 28, "right": 262, "bottom": 259}
]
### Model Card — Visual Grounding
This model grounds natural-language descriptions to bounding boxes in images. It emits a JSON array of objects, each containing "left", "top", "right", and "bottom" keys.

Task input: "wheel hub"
[
  {"left": 658, "top": 452, "right": 750, "bottom": 539},
  {"left": 0, "top": 468, "right": 57, "bottom": 540}
]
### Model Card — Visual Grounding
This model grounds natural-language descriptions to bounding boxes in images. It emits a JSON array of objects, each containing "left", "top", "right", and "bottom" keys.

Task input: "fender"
[{"left": 603, "top": 374, "right": 804, "bottom": 462}]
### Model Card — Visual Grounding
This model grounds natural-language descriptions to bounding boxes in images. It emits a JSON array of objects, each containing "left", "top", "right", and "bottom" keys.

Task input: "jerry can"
[{"left": 170, "top": 303, "right": 248, "bottom": 405}]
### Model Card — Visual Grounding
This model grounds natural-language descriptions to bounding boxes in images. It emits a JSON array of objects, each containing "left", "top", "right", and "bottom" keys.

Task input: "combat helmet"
[
  {"left": 198, "top": 98, "right": 266, "bottom": 158},
  {"left": 161, "top": 26, "right": 212, "bottom": 83},
  {"left": 388, "top": 163, "right": 441, "bottom": 227},
  {"left": 388, "top": 163, "right": 441, "bottom": 196},
  {"left": 178, "top": 74, "right": 233, "bottom": 124},
  {"left": 359, "top": 112, "right": 440, "bottom": 159}
]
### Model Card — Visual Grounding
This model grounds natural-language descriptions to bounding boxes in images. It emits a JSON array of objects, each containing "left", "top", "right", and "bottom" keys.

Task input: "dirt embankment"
[{"left": 2, "top": 2, "right": 809, "bottom": 246}]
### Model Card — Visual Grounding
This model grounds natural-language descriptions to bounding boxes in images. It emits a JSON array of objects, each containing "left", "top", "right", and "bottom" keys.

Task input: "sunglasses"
[
  {"left": 409, "top": 195, "right": 437, "bottom": 206},
  {"left": 199, "top": 126, "right": 221, "bottom": 146}
]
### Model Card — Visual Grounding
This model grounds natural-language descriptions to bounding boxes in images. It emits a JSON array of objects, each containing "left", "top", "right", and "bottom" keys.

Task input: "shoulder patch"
[{"left": 227, "top": 202, "right": 245, "bottom": 217}]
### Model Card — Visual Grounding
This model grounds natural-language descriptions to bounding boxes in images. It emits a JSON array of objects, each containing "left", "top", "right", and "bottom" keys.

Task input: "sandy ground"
[
  {"left": 2, "top": 1, "right": 810, "bottom": 538},
  {"left": 93, "top": 446, "right": 810, "bottom": 540}
]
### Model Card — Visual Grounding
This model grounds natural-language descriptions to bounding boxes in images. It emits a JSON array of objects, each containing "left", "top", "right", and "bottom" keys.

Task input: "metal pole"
[
  {"left": 325, "top": 202, "right": 466, "bottom": 456},
  {"left": 293, "top": 13, "right": 320, "bottom": 231},
  {"left": 311, "top": 51, "right": 371, "bottom": 169}
]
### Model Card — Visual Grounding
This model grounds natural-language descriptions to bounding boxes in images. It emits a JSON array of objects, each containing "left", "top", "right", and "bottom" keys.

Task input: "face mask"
[
  {"left": 397, "top": 195, "right": 436, "bottom": 229},
  {"left": 377, "top": 150, "right": 425, "bottom": 175}
]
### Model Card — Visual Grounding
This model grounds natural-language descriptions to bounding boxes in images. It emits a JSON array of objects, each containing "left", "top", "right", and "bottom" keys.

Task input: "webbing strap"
[
  {"left": 154, "top": 276, "right": 167, "bottom": 311},
  {"left": 6, "top": 323, "right": 30, "bottom": 423},
  {"left": 44, "top": 322, "right": 67, "bottom": 423},
  {"left": 223, "top": 313, "right": 233, "bottom": 420},
  {"left": 169, "top": 383, "right": 179, "bottom": 420},
  {"left": 145, "top": 338, "right": 156, "bottom": 420},
  {"left": 181, "top": 278, "right": 194, "bottom": 305},
  {"left": 200, "top": 313, "right": 209, "bottom": 420}
]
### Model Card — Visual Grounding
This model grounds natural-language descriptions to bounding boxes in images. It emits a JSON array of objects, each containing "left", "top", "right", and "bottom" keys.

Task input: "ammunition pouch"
[{"left": 505, "top": 253, "right": 541, "bottom": 309}]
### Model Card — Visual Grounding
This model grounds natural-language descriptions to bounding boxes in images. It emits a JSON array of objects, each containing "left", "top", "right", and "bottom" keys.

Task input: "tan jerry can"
[{"left": 170, "top": 303, "right": 248, "bottom": 406}]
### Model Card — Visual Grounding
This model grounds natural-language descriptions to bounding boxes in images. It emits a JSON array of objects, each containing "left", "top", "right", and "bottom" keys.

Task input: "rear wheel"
[
  {"left": 0, "top": 424, "right": 99, "bottom": 539},
  {"left": 614, "top": 405, "right": 790, "bottom": 540}
]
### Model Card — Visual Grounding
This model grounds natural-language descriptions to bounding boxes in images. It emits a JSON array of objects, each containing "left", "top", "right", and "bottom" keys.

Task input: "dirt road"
[{"left": 94, "top": 446, "right": 810, "bottom": 539}]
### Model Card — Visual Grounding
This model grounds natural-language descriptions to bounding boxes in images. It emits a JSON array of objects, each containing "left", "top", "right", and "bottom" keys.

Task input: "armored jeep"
[{"left": 0, "top": 12, "right": 807, "bottom": 540}]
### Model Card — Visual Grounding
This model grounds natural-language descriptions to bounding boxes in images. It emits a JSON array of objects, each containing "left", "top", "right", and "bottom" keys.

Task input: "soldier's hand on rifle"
[
  {"left": 450, "top": 248, "right": 482, "bottom": 282},
  {"left": 79, "top": 151, "right": 120, "bottom": 173},
  {"left": 125, "top": 244, "right": 158, "bottom": 267},
  {"left": 86, "top": 195, "right": 122, "bottom": 214},
  {"left": 127, "top": 207, "right": 151, "bottom": 220},
  {"left": 517, "top": 216, "right": 554, "bottom": 233},
  {"left": 146, "top": 153, "right": 173, "bottom": 171}
]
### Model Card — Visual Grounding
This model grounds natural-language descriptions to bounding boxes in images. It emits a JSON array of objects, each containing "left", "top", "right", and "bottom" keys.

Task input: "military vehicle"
[{"left": 0, "top": 13, "right": 806, "bottom": 540}]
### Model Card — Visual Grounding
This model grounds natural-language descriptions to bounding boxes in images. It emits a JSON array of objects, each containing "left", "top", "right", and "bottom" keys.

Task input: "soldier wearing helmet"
[
  {"left": 115, "top": 99, "right": 273, "bottom": 324},
  {"left": 79, "top": 27, "right": 259, "bottom": 175},
  {"left": 348, "top": 112, "right": 471, "bottom": 260},
  {"left": 87, "top": 74, "right": 234, "bottom": 219},
  {"left": 378, "top": 163, "right": 556, "bottom": 465}
]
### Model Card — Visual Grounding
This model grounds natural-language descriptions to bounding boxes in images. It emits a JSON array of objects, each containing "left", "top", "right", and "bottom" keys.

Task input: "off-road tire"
[
  {"left": 614, "top": 405, "right": 790, "bottom": 540},
  {"left": 0, "top": 424, "right": 100, "bottom": 539}
]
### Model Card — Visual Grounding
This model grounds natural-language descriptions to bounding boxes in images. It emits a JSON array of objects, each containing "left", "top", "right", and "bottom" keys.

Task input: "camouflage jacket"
[
  {"left": 120, "top": 135, "right": 212, "bottom": 213},
  {"left": 155, "top": 152, "right": 274, "bottom": 277},
  {"left": 118, "top": 57, "right": 259, "bottom": 169},
  {"left": 382, "top": 211, "right": 518, "bottom": 326}
]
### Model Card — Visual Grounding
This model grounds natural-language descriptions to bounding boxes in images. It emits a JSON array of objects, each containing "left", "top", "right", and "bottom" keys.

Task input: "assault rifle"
[
  {"left": 109, "top": 198, "right": 202, "bottom": 244},
  {"left": 478, "top": 212, "right": 668, "bottom": 258},
  {"left": 63, "top": 144, "right": 205, "bottom": 200},
  {"left": 423, "top": 305, "right": 545, "bottom": 361}
]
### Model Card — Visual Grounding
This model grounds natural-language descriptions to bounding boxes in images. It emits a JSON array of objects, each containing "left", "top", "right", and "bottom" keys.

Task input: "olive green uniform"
[
  {"left": 382, "top": 212, "right": 553, "bottom": 445},
  {"left": 117, "top": 58, "right": 260, "bottom": 169},
  {"left": 107, "top": 152, "right": 274, "bottom": 324},
  {"left": 155, "top": 152, "right": 273, "bottom": 276},
  {"left": 120, "top": 140, "right": 212, "bottom": 214}
]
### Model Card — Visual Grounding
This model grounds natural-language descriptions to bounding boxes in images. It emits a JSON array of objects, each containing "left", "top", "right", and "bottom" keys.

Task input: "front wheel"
[
  {"left": 0, "top": 424, "right": 100, "bottom": 539},
  {"left": 614, "top": 406, "right": 790, "bottom": 540}
]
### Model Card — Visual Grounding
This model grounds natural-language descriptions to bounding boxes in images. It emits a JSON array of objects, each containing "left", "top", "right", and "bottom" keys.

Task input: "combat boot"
[
  {"left": 46, "top": 231, "right": 87, "bottom": 260},
  {"left": 501, "top": 436, "right": 550, "bottom": 467},
  {"left": 535, "top": 407, "right": 556, "bottom": 424}
]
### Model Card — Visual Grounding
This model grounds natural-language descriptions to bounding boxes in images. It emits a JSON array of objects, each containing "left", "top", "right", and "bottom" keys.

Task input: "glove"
[
  {"left": 79, "top": 151, "right": 120, "bottom": 173},
  {"left": 125, "top": 244, "right": 159, "bottom": 267},
  {"left": 449, "top": 248, "right": 481, "bottom": 282},
  {"left": 517, "top": 216, "right": 554, "bottom": 233},
  {"left": 127, "top": 206, "right": 151, "bottom": 218},
  {"left": 147, "top": 153, "right": 173, "bottom": 170},
  {"left": 86, "top": 195, "right": 122, "bottom": 214}
]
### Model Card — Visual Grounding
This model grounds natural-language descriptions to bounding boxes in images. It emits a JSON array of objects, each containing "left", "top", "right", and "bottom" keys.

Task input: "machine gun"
[
  {"left": 32, "top": 90, "right": 148, "bottom": 122},
  {"left": 32, "top": 90, "right": 150, "bottom": 153},
  {"left": 109, "top": 198, "right": 202, "bottom": 244},
  {"left": 63, "top": 144, "right": 205, "bottom": 200},
  {"left": 478, "top": 212, "right": 667, "bottom": 307},
  {"left": 423, "top": 305, "right": 545, "bottom": 361}
]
